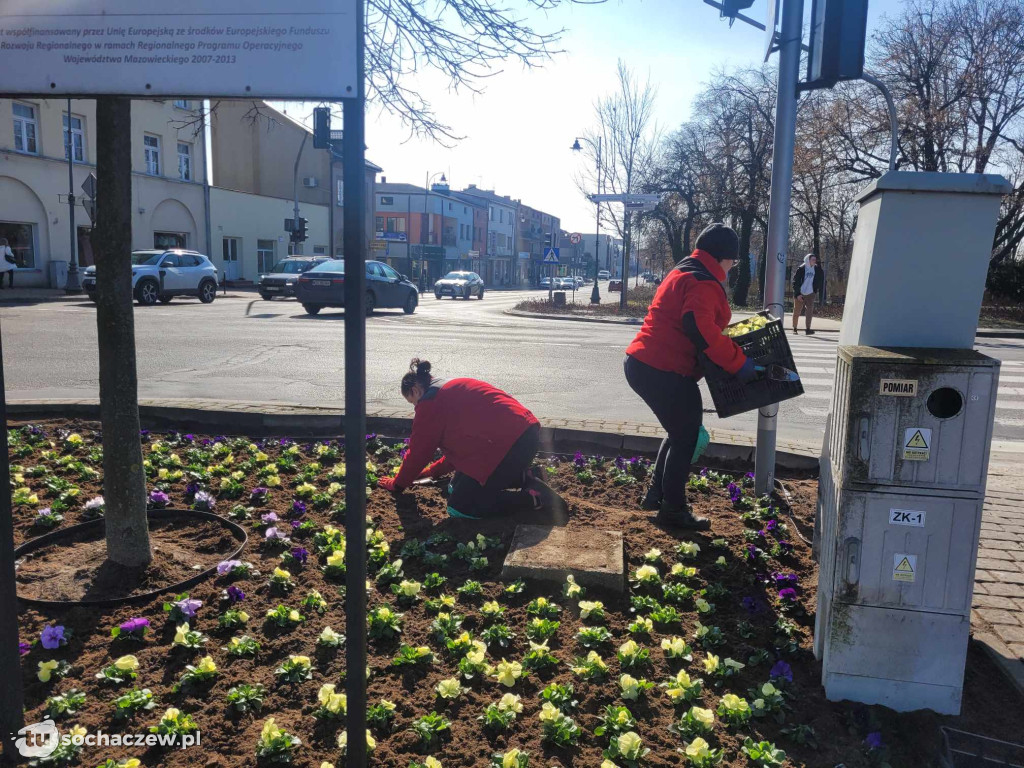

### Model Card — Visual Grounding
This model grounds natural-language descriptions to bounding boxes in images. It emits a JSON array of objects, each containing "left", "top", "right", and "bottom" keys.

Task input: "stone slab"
[{"left": 501, "top": 525, "right": 625, "bottom": 593}]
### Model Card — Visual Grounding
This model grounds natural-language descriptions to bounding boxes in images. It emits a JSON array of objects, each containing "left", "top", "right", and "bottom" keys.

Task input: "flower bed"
[{"left": 9, "top": 420, "right": 1023, "bottom": 768}]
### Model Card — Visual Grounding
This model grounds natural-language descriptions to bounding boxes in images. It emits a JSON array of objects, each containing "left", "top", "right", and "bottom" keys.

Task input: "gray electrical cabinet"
[{"left": 814, "top": 171, "right": 1009, "bottom": 716}]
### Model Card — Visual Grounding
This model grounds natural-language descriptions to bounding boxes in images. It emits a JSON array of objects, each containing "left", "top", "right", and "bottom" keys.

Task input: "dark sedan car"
[
  {"left": 258, "top": 257, "right": 329, "bottom": 300},
  {"left": 434, "top": 271, "right": 485, "bottom": 300},
  {"left": 295, "top": 259, "right": 419, "bottom": 315}
]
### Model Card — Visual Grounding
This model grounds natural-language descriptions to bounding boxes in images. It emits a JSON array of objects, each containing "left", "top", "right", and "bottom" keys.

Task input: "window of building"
[
  {"left": 337, "top": 179, "right": 344, "bottom": 206},
  {"left": 154, "top": 231, "right": 185, "bottom": 249},
  {"left": 63, "top": 113, "right": 84, "bottom": 162},
  {"left": 257, "top": 239, "right": 276, "bottom": 273},
  {"left": 448, "top": 202, "right": 452, "bottom": 211},
  {"left": 374, "top": 216, "right": 385, "bottom": 232},
  {"left": 144, "top": 135, "right": 161, "bottom": 175},
  {"left": 313, "top": 245, "right": 327, "bottom": 254},
  {"left": 380, "top": 195, "right": 394, "bottom": 206},
  {"left": 13, "top": 103, "right": 38, "bottom": 155},
  {"left": 386, "top": 217, "right": 406, "bottom": 233},
  {"left": 489, "top": 206, "right": 494, "bottom": 221},
  {"left": 0, "top": 221, "right": 36, "bottom": 268},
  {"left": 177, "top": 141, "right": 192, "bottom": 181},
  {"left": 173, "top": 99, "right": 191, "bottom": 109}
]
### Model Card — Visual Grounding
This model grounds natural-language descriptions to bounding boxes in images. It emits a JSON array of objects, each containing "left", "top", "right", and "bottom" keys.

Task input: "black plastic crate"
[
  {"left": 702, "top": 311, "right": 804, "bottom": 418},
  {"left": 940, "top": 727, "right": 1024, "bottom": 768}
]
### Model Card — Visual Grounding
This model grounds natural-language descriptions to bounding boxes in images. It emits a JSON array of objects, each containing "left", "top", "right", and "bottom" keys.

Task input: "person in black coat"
[{"left": 791, "top": 254, "right": 825, "bottom": 335}]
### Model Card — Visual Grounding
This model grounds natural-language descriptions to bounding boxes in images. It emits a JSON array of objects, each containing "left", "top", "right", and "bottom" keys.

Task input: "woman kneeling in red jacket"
[
  {"left": 624, "top": 223, "right": 757, "bottom": 530},
  {"left": 378, "top": 359, "right": 545, "bottom": 519}
]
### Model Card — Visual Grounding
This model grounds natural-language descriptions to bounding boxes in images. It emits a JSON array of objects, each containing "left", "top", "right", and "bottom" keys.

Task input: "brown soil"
[
  {"left": 16, "top": 517, "right": 241, "bottom": 602},
  {"left": 8, "top": 419, "right": 1024, "bottom": 768}
]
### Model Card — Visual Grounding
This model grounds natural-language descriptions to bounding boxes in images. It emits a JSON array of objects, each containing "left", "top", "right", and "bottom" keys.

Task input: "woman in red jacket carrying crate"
[
  {"left": 624, "top": 223, "right": 758, "bottom": 529},
  {"left": 378, "top": 359, "right": 549, "bottom": 519}
]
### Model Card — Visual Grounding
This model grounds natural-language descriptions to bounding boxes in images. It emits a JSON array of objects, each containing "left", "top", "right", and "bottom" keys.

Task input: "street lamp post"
[
  {"left": 64, "top": 98, "right": 82, "bottom": 294},
  {"left": 571, "top": 136, "right": 602, "bottom": 305}
]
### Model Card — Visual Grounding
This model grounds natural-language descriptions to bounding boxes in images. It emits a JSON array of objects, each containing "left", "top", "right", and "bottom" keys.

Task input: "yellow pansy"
[
  {"left": 691, "top": 707, "right": 714, "bottom": 727},
  {"left": 502, "top": 749, "right": 522, "bottom": 768},
  {"left": 497, "top": 693, "right": 523, "bottom": 713},
  {"left": 423, "top": 758, "right": 442, "bottom": 768},
  {"left": 685, "top": 737, "right": 711, "bottom": 759},
  {"left": 195, "top": 656, "right": 217, "bottom": 674},
  {"left": 326, "top": 551, "right": 345, "bottom": 568},
  {"left": 703, "top": 654, "right": 720, "bottom": 674},
  {"left": 114, "top": 655, "right": 140, "bottom": 672},
  {"left": 618, "top": 639, "right": 639, "bottom": 657},
  {"left": 435, "top": 678, "right": 463, "bottom": 699},
  {"left": 237, "top": 611, "right": 250, "bottom": 623},
  {"left": 123, "top": 760, "right": 141, "bottom": 768},
  {"left": 617, "top": 732, "right": 643, "bottom": 759},
  {"left": 261, "top": 717, "right": 282, "bottom": 741},
  {"left": 288, "top": 610, "right": 301, "bottom": 622},
  {"left": 37, "top": 660, "right": 59, "bottom": 682},
  {"left": 289, "top": 655, "right": 311, "bottom": 668},
  {"left": 272, "top": 567, "right": 292, "bottom": 580},
  {"left": 398, "top": 580, "right": 421, "bottom": 597},
  {"left": 172, "top": 623, "right": 190, "bottom": 645},
  {"left": 537, "top": 702, "right": 561, "bottom": 723},
  {"left": 634, "top": 565, "right": 658, "bottom": 582},
  {"left": 164, "top": 707, "right": 181, "bottom": 722},
  {"left": 494, "top": 659, "right": 523, "bottom": 687},
  {"left": 69, "top": 725, "right": 87, "bottom": 739}
]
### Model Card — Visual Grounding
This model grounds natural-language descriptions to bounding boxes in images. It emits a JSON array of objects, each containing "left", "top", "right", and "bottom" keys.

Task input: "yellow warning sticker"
[
  {"left": 903, "top": 427, "right": 932, "bottom": 461},
  {"left": 893, "top": 553, "right": 917, "bottom": 583}
]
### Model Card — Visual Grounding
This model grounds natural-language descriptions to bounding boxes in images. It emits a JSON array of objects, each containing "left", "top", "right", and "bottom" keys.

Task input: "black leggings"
[
  {"left": 447, "top": 424, "right": 540, "bottom": 519},
  {"left": 624, "top": 355, "right": 702, "bottom": 508}
]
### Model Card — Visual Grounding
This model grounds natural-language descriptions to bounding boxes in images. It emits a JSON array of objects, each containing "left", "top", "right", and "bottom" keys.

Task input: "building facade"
[
  {"left": 0, "top": 97, "right": 209, "bottom": 287},
  {"left": 210, "top": 100, "right": 379, "bottom": 265},
  {"left": 516, "top": 203, "right": 562, "bottom": 285},
  {"left": 456, "top": 185, "right": 518, "bottom": 287}
]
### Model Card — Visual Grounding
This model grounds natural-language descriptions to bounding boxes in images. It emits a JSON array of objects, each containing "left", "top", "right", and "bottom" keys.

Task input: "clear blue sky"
[{"left": 283, "top": 0, "right": 905, "bottom": 232}]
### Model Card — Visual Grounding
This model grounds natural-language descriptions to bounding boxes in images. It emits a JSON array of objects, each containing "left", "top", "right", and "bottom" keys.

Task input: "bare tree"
[{"left": 575, "top": 60, "right": 658, "bottom": 296}]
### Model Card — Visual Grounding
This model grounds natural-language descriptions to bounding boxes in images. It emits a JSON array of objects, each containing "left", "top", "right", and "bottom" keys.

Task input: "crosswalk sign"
[{"left": 542, "top": 248, "right": 560, "bottom": 264}]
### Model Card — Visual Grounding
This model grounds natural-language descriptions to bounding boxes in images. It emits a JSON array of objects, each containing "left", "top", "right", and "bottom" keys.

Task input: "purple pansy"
[
  {"left": 290, "top": 500, "right": 307, "bottom": 518},
  {"left": 573, "top": 451, "right": 586, "bottom": 469},
  {"left": 149, "top": 490, "right": 170, "bottom": 507},
  {"left": 119, "top": 617, "right": 150, "bottom": 634},
  {"left": 778, "top": 540, "right": 793, "bottom": 554},
  {"left": 217, "top": 559, "right": 242, "bottom": 576},
  {"left": 770, "top": 660, "right": 793, "bottom": 682},
  {"left": 773, "top": 572, "right": 798, "bottom": 586},
  {"left": 865, "top": 732, "right": 884, "bottom": 750},
  {"left": 40, "top": 625, "right": 66, "bottom": 650},
  {"left": 261, "top": 512, "right": 279, "bottom": 525},
  {"left": 175, "top": 598, "right": 202, "bottom": 619},
  {"left": 250, "top": 487, "right": 269, "bottom": 503},
  {"left": 193, "top": 490, "right": 216, "bottom": 511},
  {"left": 290, "top": 520, "right": 301, "bottom": 530},
  {"left": 741, "top": 596, "right": 761, "bottom": 615},
  {"left": 765, "top": 519, "right": 778, "bottom": 532},
  {"left": 290, "top": 547, "right": 309, "bottom": 565},
  {"left": 19, "top": 641, "right": 31, "bottom": 656},
  {"left": 265, "top": 526, "right": 285, "bottom": 540},
  {"left": 778, "top": 587, "right": 798, "bottom": 602},
  {"left": 225, "top": 585, "right": 246, "bottom": 603},
  {"left": 728, "top": 482, "right": 742, "bottom": 503}
]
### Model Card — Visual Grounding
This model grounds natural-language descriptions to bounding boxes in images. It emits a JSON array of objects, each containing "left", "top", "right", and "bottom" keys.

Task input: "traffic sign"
[
  {"left": 377, "top": 232, "right": 407, "bottom": 242},
  {"left": 543, "top": 248, "right": 560, "bottom": 264},
  {"left": 83, "top": 198, "right": 96, "bottom": 223},
  {"left": 569, "top": 232, "right": 582, "bottom": 245},
  {"left": 81, "top": 173, "right": 97, "bottom": 200}
]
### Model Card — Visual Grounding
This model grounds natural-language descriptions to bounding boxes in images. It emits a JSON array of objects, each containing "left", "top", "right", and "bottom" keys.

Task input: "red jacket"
[
  {"left": 392, "top": 378, "right": 539, "bottom": 489},
  {"left": 625, "top": 249, "right": 746, "bottom": 378}
]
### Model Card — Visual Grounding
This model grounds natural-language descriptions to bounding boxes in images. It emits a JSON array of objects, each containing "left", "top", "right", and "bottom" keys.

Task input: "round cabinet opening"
[{"left": 926, "top": 387, "right": 963, "bottom": 420}]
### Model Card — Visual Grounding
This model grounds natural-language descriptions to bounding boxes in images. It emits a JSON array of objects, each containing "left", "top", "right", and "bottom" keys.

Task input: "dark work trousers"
[
  {"left": 447, "top": 423, "right": 541, "bottom": 519},
  {"left": 623, "top": 355, "right": 702, "bottom": 509}
]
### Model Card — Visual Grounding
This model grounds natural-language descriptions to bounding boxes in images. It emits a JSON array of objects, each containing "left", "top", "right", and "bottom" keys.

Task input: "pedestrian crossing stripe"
[
  {"left": 893, "top": 553, "right": 917, "bottom": 583},
  {"left": 906, "top": 430, "right": 928, "bottom": 448}
]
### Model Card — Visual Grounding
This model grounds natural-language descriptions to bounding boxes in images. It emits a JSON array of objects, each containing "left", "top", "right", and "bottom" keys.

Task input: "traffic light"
[
  {"left": 313, "top": 107, "right": 330, "bottom": 149},
  {"left": 720, "top": 0, "right": 755, "bottom": 23},
  {"left": 543, "top": 233, "right": 553, "bottom": 249},
  {"left": 806, "top": 0, "right": 868, "bottom": 88},
  {"left": 297, "top": 217, "right": 308, "bottom": 243}
]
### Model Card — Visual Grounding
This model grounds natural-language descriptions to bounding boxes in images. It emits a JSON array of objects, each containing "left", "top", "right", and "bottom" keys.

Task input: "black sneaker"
[
  {"left": 655, "top": 502, "right": 711, "bottom": 530},
  {"left": 805, "top": 329, "right": 815, "bottom": 335}
]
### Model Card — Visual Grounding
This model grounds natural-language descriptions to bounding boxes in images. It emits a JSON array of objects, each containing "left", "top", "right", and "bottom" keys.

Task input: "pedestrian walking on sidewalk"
[
  {"left": 378, "top": 358, "right": 563, "bottom": 521},
  {"left": 624, "top": 222, "right": 759, "bottom": 530},
  {"left": 791, "top": 253, "right": 824, "bottom": 335},
  {"left": 0, "top": 238, "right": 16, "bottom": 288}
]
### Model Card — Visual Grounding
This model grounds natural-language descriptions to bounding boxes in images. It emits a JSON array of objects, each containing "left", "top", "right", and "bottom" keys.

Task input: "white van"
[{"left": 598, "top": 270, "right": 611, "bottom": 280}]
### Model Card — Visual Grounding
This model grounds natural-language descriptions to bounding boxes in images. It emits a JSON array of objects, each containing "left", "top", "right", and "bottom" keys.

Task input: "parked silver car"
[{"left": 84, "top": 249, "right": 218, "bottom": 305}]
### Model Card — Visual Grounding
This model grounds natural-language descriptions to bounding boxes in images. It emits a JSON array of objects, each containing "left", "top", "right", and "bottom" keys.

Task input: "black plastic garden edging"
[{"left": 13, "top": 508, "right": 248, "bottom": 608}]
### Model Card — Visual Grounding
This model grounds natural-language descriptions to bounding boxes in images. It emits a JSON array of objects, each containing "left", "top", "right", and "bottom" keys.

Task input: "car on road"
[
  {"left": 539, "top": 276, "right": 552, "bottom": 289},
  {"left": 258, "top": 256, "right": 330, "bottom": 300},
  {"left": 83, "top": 249, "right": 218, "bottom": 306},
  {"left": 570, "top": 275, "right": 585, "bottom": 289},
  {"left": 554, "top": 277, "right": 576, "bottom": 290},
  {"left": 434, "top": 271, "right": 485, "bottom": 300},
  {"left": 598, "top": 270, "right": 611, "bottom": 280},
  {"left": 295, "top": 259, "right": 418, "bottom": 316}
]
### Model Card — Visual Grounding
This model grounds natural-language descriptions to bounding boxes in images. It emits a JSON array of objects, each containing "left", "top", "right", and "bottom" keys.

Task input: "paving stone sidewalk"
[{"left": 972, "top": 490, "right": 1024, "bottom": 687}]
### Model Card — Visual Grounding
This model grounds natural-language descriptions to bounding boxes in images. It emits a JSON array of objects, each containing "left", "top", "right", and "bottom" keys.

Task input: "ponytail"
[{"left": 400, "top": 358, "right": 433, "bottom": 396}]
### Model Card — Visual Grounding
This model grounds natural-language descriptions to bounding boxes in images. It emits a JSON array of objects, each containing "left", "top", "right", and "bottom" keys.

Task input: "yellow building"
[{"left": 0, "top": 97, "right": 208, "bottom": 287}]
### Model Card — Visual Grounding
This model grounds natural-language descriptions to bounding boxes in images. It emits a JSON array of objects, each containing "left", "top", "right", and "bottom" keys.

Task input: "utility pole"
[{"left": 754, "top": 0, "right": 803, "bottom": 495}]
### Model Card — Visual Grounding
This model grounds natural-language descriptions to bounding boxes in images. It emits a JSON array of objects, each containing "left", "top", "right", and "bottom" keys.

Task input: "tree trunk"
[
  {"left": 732, "top": 211, "right": 754, "bottom": 306},
  {"left": 92, "top": 97, "right": 151, "bottom": 568}
]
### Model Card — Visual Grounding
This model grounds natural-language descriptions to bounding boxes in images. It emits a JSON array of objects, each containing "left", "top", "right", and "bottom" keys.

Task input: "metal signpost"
[
  {"left": 0, "top": 1, "right": 366, "bottom": 762},
  {"left": 543, "top": 247, "right": 560, "bottom": 302}
]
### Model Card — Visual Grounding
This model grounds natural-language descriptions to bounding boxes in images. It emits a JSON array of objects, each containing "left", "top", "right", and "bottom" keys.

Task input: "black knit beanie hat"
[{"left": 694, "top": 223, "right": 739, "bottom": 262}]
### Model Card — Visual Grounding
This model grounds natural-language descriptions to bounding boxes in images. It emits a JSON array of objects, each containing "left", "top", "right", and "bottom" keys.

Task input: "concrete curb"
[
  {"left": 973, "top": 631, "right": 1024, "bottom": 700},
  {"left": 504, "top": 308, "right": 643, "bottom": 326},
  {"left": 506, "top": 308, "right": 1024, "bottom": 340},
  {"left": 5, "top": 399, "right": 821, "bottom": 472}
]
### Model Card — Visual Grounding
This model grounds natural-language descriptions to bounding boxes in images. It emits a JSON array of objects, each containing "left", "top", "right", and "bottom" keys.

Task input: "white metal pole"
[{"left": 754, "top": 0, "right": 803, "bottom": 496}]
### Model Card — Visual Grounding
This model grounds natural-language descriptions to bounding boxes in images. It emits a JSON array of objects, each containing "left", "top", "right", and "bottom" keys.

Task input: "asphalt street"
[{"left": 3, "top": 286, "right": 1024, "bottom": 468}]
